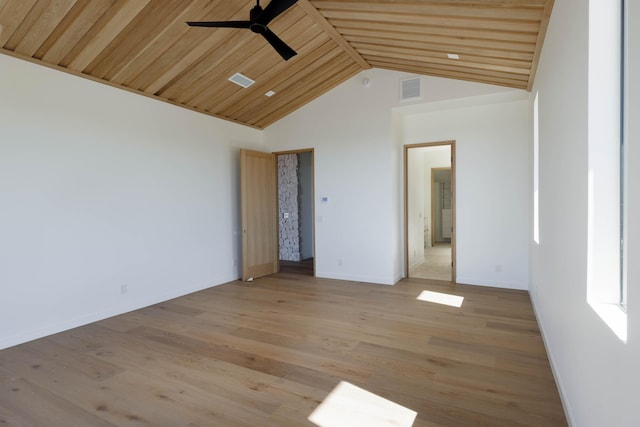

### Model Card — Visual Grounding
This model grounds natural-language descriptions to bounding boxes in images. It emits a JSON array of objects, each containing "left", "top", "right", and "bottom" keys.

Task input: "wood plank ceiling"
[{"left": 0, "top": 0, "right": 554, "bottom": 129}]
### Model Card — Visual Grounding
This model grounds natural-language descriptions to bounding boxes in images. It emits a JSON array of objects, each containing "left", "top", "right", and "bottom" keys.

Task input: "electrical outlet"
[
  {"left": 337, "top": 258, "right": 343, "bottom": 267},
  {"left": 495, "top": 265, "right": 502, "bottom": 273},
  {"left": 120, "top": 284, "right": 128, "bottom": 295}
]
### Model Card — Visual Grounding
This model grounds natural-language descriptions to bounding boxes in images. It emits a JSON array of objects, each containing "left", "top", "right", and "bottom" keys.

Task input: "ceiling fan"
[{"left": 187, "top": 0, "right": 299, "bottom": 61}]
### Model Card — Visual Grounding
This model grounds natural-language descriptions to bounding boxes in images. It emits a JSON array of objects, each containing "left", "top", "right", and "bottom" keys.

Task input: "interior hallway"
[{"left": 410, "top": 243, "right": 452, "bottom": 281}]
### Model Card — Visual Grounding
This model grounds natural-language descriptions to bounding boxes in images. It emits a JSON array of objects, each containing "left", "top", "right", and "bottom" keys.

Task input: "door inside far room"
[
  {"left": 276, "top": 150, "right": 315, "bottom": 276},
  {"left": 405, "top": 143, "right": 455, "bottom": 282}
]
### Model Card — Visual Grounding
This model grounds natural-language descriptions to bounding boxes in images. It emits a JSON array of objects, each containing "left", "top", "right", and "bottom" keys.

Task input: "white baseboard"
[
  {"left": 316, "top": 271, "right": 395, "bottom": 285},
  {"left": 455, "top": 276, "right": 528, "bottom": 290},
  {"left": 529, "top": 291, "right": 577, "bottom": 427}
]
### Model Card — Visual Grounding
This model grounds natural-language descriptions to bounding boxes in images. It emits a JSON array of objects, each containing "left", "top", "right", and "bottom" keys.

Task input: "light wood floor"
[{"left": 0, "top": 273, "right": 567, "bottom": 426}]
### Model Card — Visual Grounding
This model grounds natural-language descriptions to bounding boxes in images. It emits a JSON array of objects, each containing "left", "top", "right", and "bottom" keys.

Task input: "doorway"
[
  {"left": 404, "top": 141, "right": 456, "bottom": 282},
  {"left": 276, "top": 149, "right": 315, "bottom": 276}
]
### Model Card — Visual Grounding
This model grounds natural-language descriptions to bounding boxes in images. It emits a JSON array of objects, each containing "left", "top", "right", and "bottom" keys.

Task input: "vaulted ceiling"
[{"left": 0, "top": 0, "right": 554, "bottom": 129}]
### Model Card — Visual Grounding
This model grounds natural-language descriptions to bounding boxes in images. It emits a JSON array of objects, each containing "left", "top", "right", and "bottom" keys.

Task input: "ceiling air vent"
[
  {"left": 400, "top": 77, "right": 421, "bottom": 101},
  {"left": 228, "top": 72, "right": 255, "bottom": 88}
]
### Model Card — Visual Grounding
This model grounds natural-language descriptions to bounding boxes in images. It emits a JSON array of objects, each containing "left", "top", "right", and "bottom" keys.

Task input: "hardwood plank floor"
[{"left": 0, "top": 273, "right": 567, "bottom": 426}]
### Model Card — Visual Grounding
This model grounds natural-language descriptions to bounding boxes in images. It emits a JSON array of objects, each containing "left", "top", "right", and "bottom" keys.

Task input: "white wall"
[
  {"left": 400, "top": 92, "right": 531, "bottom": 290},
  {"left": 265, "top": 68, "right": 526, "bottom": 287},
  {"left": 265, "top": 69, "right": 402, "bottom": 284},
  {"left": 0, "top": 54, "right": 263, "bottom": 349},
  {"left": 0, "top": 44, "right": 532, "bottom": 348},
  {"left": 530, "top": 0, "right": 640, "bottom": 426}
]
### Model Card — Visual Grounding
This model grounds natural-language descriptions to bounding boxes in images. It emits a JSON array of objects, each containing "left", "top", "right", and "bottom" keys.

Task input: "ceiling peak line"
[{"left": 296, "top": 0, "right": 370, "bottom": 70}]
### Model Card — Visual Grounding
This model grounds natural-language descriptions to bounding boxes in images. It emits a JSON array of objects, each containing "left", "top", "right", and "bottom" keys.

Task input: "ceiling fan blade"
[
  {"left": 261, "top": 28, "right": 297, "bottom": 61},
  {"left": 186, "top": 21, "right": 251, "bottom": 28},
  {"left": 256, "top": 0, "right": 298, "bottom": 26}
]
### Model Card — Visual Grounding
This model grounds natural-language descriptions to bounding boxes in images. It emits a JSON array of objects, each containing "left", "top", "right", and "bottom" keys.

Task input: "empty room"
[{"left": 1, "top": 1, "right": 638, "bottom": 426}]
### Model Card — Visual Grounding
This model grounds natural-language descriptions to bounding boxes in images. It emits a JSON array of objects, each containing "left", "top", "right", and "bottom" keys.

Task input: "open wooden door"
[{"left": 240, "top": 149, "right": 279, "bottom": 281}]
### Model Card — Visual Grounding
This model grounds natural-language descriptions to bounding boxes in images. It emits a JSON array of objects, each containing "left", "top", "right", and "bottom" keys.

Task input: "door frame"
[
  {"left": 403, "top": 141, "right": 456, "bottom": 282},
  {"left": 273, "top": 148, "right": 316, "bottom": 277}
]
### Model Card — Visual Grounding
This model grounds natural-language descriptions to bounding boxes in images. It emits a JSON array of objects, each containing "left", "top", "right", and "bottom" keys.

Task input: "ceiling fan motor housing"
[{"left": 250, "top": 5, "right": 267, "bottom": 33}]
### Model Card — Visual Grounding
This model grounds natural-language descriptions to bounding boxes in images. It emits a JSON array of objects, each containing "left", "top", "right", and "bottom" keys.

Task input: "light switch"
[{"left": 283, "top": 212, "right": 289, "bottom": 219}]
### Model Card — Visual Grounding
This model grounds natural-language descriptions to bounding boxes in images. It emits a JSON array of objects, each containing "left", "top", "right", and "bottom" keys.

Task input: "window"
[
  {"left": 533, "top": 92, "right": 539, "bottom": 245},
  {"left": 620, "top": 0, "right": 628, "bottom": 310},
  {"left": 587, "top": 0, "right": 626, "bottom": 341}
]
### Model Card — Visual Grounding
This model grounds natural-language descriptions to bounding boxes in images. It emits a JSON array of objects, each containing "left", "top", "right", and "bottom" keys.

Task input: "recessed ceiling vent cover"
[
  {"left": 400, "top": 77, "right": 421, "bottom": 101},
  {"left": 229, "top": 72, "right": 255, "bottom": 88}
]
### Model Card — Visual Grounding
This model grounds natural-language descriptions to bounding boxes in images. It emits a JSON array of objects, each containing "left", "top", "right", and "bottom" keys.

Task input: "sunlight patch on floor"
[
  {"left": 417, "top": 290, "right": 464, "bottom": 307},
  {"left": 308, "top": 381, "right": 417, "bottom": 427}
]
